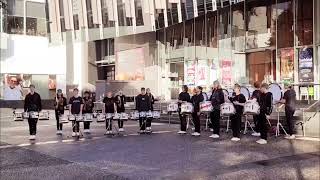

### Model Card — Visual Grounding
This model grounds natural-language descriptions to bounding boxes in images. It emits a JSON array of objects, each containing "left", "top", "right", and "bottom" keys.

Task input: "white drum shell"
[
  {"left": 167, "top": 103, "right": 179, "bottom": 112},
  {"left": 113, "top": 113, "right": 120, "bottom": 119},
  {"left": 220, "top": 103, "right": 236, "bottom": 115},
  {"left": 181, "top": 103, "right": 194, "bottom": 113},
  {"left": 131, "top": 111, "right": 140, "bottom": 119},
  {"left": 30, "top": 112, "right": 39, "bottom": 119},
  {"left": 75, "top": 115, "right": 84, "bottom": 121},
  {"left": 152, "top": 111, "right": 161, "bottom": 119},
  {"left": 105, "top": 113, "right": 113, "bottom": 119},
  {"left": 200, "top": 101, "right": 213, "bottom": 112},
  {"left": 120, "top": 113, "right": 129, "bottom": 120},
  {"left": 244, "top": 101, "right": 260, "bottom": 115},
  {"left": 146, "top": 111, "right": 153, "bottom": 118},
  {"left": 22, "top": 112, "right": 29, "bottom": 119},
  {"left": 97, "top": 114, "right": 106, "bottom": 122},
  {"left": 68, "top": 115, "right": 76, "bottom": 121},
  {"left": 84, "top": 114, "right": 93, "bottom": 121},
  {"left": 139, "top": 111, "right": 146, "bottom": 117}
]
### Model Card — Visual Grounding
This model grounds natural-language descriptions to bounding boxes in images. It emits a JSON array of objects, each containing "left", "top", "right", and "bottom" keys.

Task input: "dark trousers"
[
  {"left": 55, "top": 110, "right": 63, "bottom": 131},
  {"left": 84, "top": 122, "right": 90, "bottom": 129},
  {"left": 257, "top": 113, "right": 268, "bottom": 140},
  {"left": 285, "top": 108, "right": 295, "bottom": 135},
  {"left": 146, "top": 118, "right": 152, "bottom": 128},
  {"left": 28, "top": 118, "right": 38, "bottom": 135},
  {"left": 192, "top": 112, "right": 200, "bottom": 133},
  {"left": 179, "top": 112, "right": 187, "bottom": 131},
  {"left": 210, "top": 110, "right": 221, "bottom": 135},
  {"left": 106, "top": 118, "right": 113, "bottom": 130},
  {"left": 139, "top": 118, "right": 152, "bottom": 130},
  {"left": 253, "top": 115, "right": 259, "bottom": 132},
  {"left": 230, "top": 113, "right": 241, "bottom": 138},
  {"left": 72, "top": 121, "right": 80, "bottom": 132},
  {"left": 118, "top": 120, "right": 124, "bottom": 128}
]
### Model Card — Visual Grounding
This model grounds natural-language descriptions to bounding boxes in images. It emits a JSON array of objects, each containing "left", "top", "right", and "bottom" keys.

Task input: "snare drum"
[
  {"left": 146, "top": 111, "right": 153, "bottom": 118},
  {"left": 152, "top": 111, "right": 161, "bottom": 119},
  {"left": 130, "top": 111, "right": 140, "bottom": 119},
  {"left": 220, "top": 103, "right": 236, "bottom": 116},
  {"left": 120, "top": 113, "right": 129, "bottom": 120},
  {"left": 97, "top": 114, "right": 106, "bottom": 122},
  {"left": 39, "top": 111, "right": 49, "bottom": 120},
  {"left": 200, "top": 101, "right": 213, "bottom": 112},
  {"left": 243, "top": 100, "right": 260, "bottom": 115},
  {"left": 75, "top": 115, "right": 84, "bottom": 122},
  {"left": 139, "top": 111, "right": 146, "bottom": 117},
  {"left": 29, "top": 111, "right": 39, "bottom": 119},
  {"left": 167, "top": 102, "right": 178, "bottom": 112},
  {"left": 22, "top": 112, "right": 29, "bottom": 119},
  {"left": 113, "top": 113, "right": 120, "bottom": 119},
  {"left": 181, "top": 102, "right": 194, "bottom": 114},
  {"left": 14, "top": 111, "right": 24, "bottom": 121},
  {"left": 68, "top": 115, "right": 76, "bottom": 121},
  {"left": 105, "top": 113, "right": 113, "bottom": 119},
  {"left": 84, "top": 114, "right": 93, "bottom": 122},
  {"left": 59, "top": 114, "right": 69, "bottom": 123}
]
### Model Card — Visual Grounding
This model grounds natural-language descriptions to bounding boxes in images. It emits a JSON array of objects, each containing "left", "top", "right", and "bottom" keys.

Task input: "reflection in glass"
[{"left": 295, "top": 0, "right": 313, "bottom": 46}]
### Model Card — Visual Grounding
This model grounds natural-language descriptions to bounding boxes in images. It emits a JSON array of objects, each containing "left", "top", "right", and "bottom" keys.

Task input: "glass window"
[
  {"left": 219, "top": 6, "right": 231, "bottom": 40},
  {"left": 195, "top": 16, "right": 205, "bottom": 46},
  {"left": 26, "top": 2, "right": 46, "bottom": 19},
  {"left": 135, "top": 0, "right": 144, "bottom": 26},
  {"left": 170, "top": 3, "right": 179, "bottom": 25},
  {"left": 185, "top": 0, "right": 194, "bottom": 20},
  {"left": 206, "top": 11, "right": 218, "bottom": 48},
  {"left": 232, "top": 1, "right": 245, "bottom": 51},
  {"left": 276, "top": 0, "right": 293, "bottom": 49},
  {"left": 26, "top": 17, "right": 47, "bottom": 36},
  {"left": 197, "top": 0, "right": 205, "bottom": 17},
  {"left": 156, "top": 11, "right": 165, "bottom": 29},
  {"left": 295, "top": 0, "right": 313, "bottom": 46},
  {"left": 184, "top": 19, "right": 194, "bottom": 46},
  {"left": 100, "top": 0, "right": 115, "bottom": 28},
  {"left": 7, "top": 16, "right": 24, "bottom": 34},
  {"left": 316, "top": 0, "right": 320, "bottom": 44},
  {"left": 86, "top": 0, "right": 99, "bottom": 28}
]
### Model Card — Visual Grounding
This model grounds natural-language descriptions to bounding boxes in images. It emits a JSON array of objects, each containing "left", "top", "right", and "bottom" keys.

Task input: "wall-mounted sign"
[
  {"left": 298, "top": 48, "right": 314, "bottom": 82},
  {"left": 185, "top": 60, "right": 196, "bottom": 86}
]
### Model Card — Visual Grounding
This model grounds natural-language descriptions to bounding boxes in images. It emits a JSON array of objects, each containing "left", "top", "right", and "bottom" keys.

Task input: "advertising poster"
[
  {"left": 197, "top": 60, "right": 208, "bottom": 86},
  {"left": 185, "top": 61, "right": 196, "bottom": 86},
  {"left": 280, "top": 48, "right": 294, "bottom": 82},
  {"left": 299, "top": 48, "right": 314, "bottom": 82},
  {"left": 221, "top": 59, "right": 232, "bottom": 86}
]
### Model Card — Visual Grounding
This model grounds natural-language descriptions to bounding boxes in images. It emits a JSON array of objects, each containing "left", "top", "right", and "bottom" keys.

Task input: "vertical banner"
[
  {"left": 197, "top": 60, "right": 208, "bottom": 86},
  {"left": 185, "top": 61, "right": 196, "bottom": 86},
  {"left": 299, "top": 48, "right": 314, "bottom": 82},
  {"left": 221, "top": 59, "right": 232, "bottom": 86},
  {"left": 280, "top": 48, "right": 294, "bottom": 82}
]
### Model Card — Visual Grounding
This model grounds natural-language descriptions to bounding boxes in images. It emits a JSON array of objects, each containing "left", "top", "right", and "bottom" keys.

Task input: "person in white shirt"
[{"left": 3, "top": 77, "right": 23, "bottom": 100}]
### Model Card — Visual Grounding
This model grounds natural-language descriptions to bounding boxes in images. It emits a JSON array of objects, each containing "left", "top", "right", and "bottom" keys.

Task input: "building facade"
[{"left": 8, "top": 0, "right": 320, "bottom": 100}]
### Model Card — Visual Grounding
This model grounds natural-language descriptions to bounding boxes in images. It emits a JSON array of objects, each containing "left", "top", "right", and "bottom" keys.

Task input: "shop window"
[
  {"left": 206, "top": 11, "right": 218, "bottom": 48},
  {"left": 7, "top": 16, "right": 24, "bottom": 34},
  {"left": 26, "top": 17, "right": 47, "bottom": 36},
  {"left": 195, "top": 16, "right": 205, "bottom": 46},
  {"left": 135, "top": 0, "right": 144, "bottom": 26},
  {"left": 232, "top": 1, "right": 245, "bottom": 51},
  {"left": 276, "top": 0, "right": 293, "bottom": 48},
  {"left": 184, "top": 19, "right": 194, "bottom": 46},
  {"left": 295, "top": 0, "right": 313, "bottom": 46}
]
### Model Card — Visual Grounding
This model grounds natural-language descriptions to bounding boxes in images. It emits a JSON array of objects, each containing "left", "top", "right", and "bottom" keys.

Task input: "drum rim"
[
  {"left": 268, "top": 83, "right": 283, "bottom": 101},
  {"left": 240, "top": 86, "right": 250, "bottom": 100}
]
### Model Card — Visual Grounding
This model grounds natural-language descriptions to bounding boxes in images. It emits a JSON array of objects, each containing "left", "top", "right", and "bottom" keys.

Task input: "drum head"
[
  {"left": 269, "top": 83, "right": 282, "bottom": 103},
  {"left": 240, "top": 86, "right": 250, "bottom": 100}
]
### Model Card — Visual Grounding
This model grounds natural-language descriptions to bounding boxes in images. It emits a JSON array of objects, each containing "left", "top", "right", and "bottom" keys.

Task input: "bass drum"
[
  {"left": 240, "top": 86, "right": 250, "bottom": 100},
  {"left": 268, "top": 83, "right": 282, "bottom": 104}
]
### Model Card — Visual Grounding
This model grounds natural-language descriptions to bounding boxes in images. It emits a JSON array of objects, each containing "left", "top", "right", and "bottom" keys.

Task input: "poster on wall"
[
  {"left": 185, "top": 61, "right": 196, "bottom": 86},
  {"left": 197, "top": 61, "right": 208, "bottom": 86},
  {"left": 298, "top": 48, "right": 314, "bottom": 82},
  {"left": 221, "top": 59, "right": 232, "bottom": 86},
  {"left": 280, "top": 48, "right": 294, "bottom": 82}
]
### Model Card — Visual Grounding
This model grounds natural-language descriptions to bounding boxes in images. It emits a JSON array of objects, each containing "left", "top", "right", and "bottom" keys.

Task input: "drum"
[
  {"left": 130, "top": 111, "right": 140, "bottom": 119},
  {"left": 139, "top": 111, "right": 146, "bottom": 117},
  {"left": 167, "top": 102, "right": 178, "bottom": 112},
  {"left": 68, "top": 115, "right": 76, "bottom": 121},
  {"left": 120, "top": 113, "right": 129, "bottom": 120},
  {"left": 220, "top": 103, "right": 236, "bottom": 116},
  {"left": 14, "top": 111, "right": 24, "bottom": 121},
  {"left": 240, "top": 86, "right": 250, "bottom": 100},
  {"left": 39, "top": 111, "right": 49, "bottom": 120},
  {"left": 59, "top": 114, "right": 69, "bottom": 123},
  {"left": 152, "top": 111, "right": 161, "bottom": 119},
  {"left": 222, "top": 89, "right": 230, "bottom": 102},
  {"left": 113, "top": 113, "right": 120, "bottom": 119},
  {"left": 243, "top": 100, "right": 260, "bottom": 115},
  {"left": 269, "top": 83, "right": 282, "bottom": 104},
  {"left": 29, "top": 111, "right": 39, "bottom": 119},
  {"left": 22, "top": 112, "right": 29, "bottom": 119},
  {"left": 181, "top": 102, "right": 193, "bottom": 114},
  {"left": 84, "top": 114, "right": 93, "bottom": 122},
  {"left": 97, "top": 114, "right": 106, "bottom": 122},
  {"left": 105, "top": 113, "right": 113, "bottom": 119},
  {"left": 92, "top": 112, "right": 98, "bottom": 118},
  {"left": 200, "top": 101, "right": 213, "bottom": 112},
  {"left": 146, "top": 111, "right": 153, "bottom": 118},
  {"left": 75, "top": 115, "right": 84, "bottom": 122}
]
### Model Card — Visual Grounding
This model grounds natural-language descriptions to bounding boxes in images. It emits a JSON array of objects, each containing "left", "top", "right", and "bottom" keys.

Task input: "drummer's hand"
[{"left": 233, "top": 101, "right": 239, "bottom": 105}]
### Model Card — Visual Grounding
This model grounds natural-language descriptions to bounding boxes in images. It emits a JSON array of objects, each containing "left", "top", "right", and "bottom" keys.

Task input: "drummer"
[
  {"left": 191, "top": 86, "right": 204, "bottom": 136},
  {"left": 251, "top": 81, "right": 261, "bottom": 137},
  {"left": 54, "top": 89, "right": 67, "bottom": 135},
  {"left": 83, "top": 91, "right": 94, "bottom": 134},
  {"left": 229, "top": 84, "right": 246, "bottom": 142},
  {"left": 24, "top": 84, "right": 42, "bottom": 140},
  {"left": 146, "top": 88, "right": 155, "bottom": 131},
  {"left": 69, "top": 88, "right": 84, "bottom": 137},
  {"left": 278, "top": 82, "right": 296, "bottom": 140},
  {"left": 135, "top": 88, "right": 152, "bottom": 133},
  {"left": 115, "top": 90, "right": 126, "bottom": 132},
  {"left": 103, "top": 91, "right": 117, "bottom": 135},
  {"left": 209, "top": 80, "right": 225, "bottom": 139},
  {"left": 177, "top": 85, "right": 191, "bottom": 134}
]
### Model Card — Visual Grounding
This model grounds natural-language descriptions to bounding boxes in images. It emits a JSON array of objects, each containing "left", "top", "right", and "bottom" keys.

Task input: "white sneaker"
[
  {"left": 256, "top": 139, "right": 268, "bottom": 144},
  {"left": 119, "top": 128, "right": 124, "bottom": 132},
  {"left": 56, "top": 131, "right": 61, "bottom": 135},
  {"left": 285, "top": 135, "right": 296, "bottom": 140},
  {"left": 210, "top": 128, "right": 214, "bottom": 132},
  {"left": 76, "top": 132, "right": 80, "bottom": 136},
  {"left": 191, "top": 132, "right": 201, "bottom": 136},
  {"left": 178, "top": 131, "right": 187, "bottom": 134},
  {"left": 29, "top": 135, "right": 36, "bottom": 140},
  {"left": 139, "top": 130, "right": 145, "bottom": 134},
  {"left": 209, "top": 134, "right": 220, "bottom": 139},
  {"left": 252, "top": 132, "right": 261, "bottom": 137},
  {"left": 231, "top": 137, "right": 241, "bottom": 142},
  {"left": 83, "top": 129, "right": 90, "bottom": 133},
  {"left": 72, "top": 132, "right": 76, "bottom": 137},
  {"left": 191, "top": 127, "right": 195, "bottom": 131}
]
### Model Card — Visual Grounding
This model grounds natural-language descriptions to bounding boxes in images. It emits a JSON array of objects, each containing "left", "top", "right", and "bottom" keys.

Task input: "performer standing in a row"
[
  {"left": 54, "top": 89, "right": 67, "bottom": 135},
  {"left": 83, "top": 91, "right": 94, "bottom": 134},
  {"left": 24, "top": 84, "right": 42, "bottom": 140},
  {"left": 69, "top": 88, "right": 83, "bottom": 137},
  {"left": 251, "top": 82, "right": 261, "bottom": 137},
  {"left": 103, "top": 92, "right": 117, "bottom": 135},
  {"left": 209, "top": 80, "right": 225, "bottom": 139},
  {"left": 177, "top": 85, "right": 191, "bottom": 134},
  {"left": 136, "top": 88, "right": 152, "bottom": 133},
  {"left": 191, "top": 86, "right": 204, "bottom": 136},
  {"left": 115, "top": 90, "right": 126, "bottom": 132},
  {"left": 146, "top": 88, "right": 155, "bottom": 131},
  {"left": 256, "top": 83, "right": 273, "bottom": 144},
  {"left": 229, "top": 84, "right": 246, "bottom": 141}
]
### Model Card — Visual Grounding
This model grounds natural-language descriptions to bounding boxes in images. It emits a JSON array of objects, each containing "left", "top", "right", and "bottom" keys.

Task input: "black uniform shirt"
[
  {"left": 103, "top": 97, "right": 115, "bottom": 113},
  {"left": 210, "top": 88, "right": 225, "bottom": 110},
  {"left": 24, "top": 92, "right": 42, "bottom": 112},
  {"left": 283, "top": 89, "right": 296, "bottom": 111},
  {"left": 251, "top": 90, "right": 261, "bottom": 101},
  {"left": 178, "top": 92, "right": 191, "bottom": 105},
  {"left": 191, "top": 94, "right": 204, "bottom": 113},
  {"left": 229, "top": 94, "right": 246, "bottom": 114},
  {"left": 69, "top": 96, "right": 83, "bottom": 114},
  {"left": 135, "top": 94, "right": 151, "bottom": 112},
  {"left": 83, "top": 97, "right": 94, "bottom": 113}
]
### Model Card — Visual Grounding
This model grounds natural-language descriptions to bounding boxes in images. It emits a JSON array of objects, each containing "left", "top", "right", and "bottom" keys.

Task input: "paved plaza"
[{"left": 0, "top": 108, "right": 319, "bottom": 180}]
